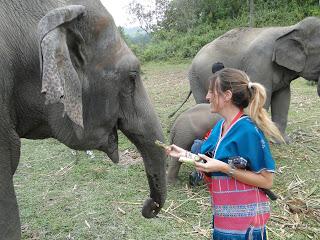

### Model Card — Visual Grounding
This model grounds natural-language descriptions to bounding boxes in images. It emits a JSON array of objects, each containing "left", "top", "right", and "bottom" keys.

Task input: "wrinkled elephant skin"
[
  {"left": 167, "top": 104, "right": 221, "bottom": 183},
  {"left": 188, "top": 17, "right": 320, "bottom": 139},
  {"left": 0, "top": 1, "right": 166, "bottom": 239}
]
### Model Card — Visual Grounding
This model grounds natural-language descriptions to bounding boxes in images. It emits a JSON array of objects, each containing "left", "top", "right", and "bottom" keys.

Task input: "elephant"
[
  {"left": 0, "top": 1, "right": 166, "bottom": 239},
  {"left": 188, "top": 17, "right": 320, "bottom": 140},
  {"left": 167, "top": 104, "right": 221, "bottom": 184}
]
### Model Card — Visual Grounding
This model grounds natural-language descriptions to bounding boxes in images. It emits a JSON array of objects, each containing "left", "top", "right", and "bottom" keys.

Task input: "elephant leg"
[
  {"left": 193, "top": 87, "right": 208, "bottom": 104},
  {"left": 189, "top": 69, "right": 207, "bottom": 103},
  {"left": 264, "top": 88, "right": 272, "bottom": 111},
  {"left": 167, "top": 156, "right": 182, "bottom": 184},
  {"left": 167, "top": 129, "right": 193, "bottom": 184},
  {"left": 0, "top": 128, "right": 21, "bottom": 240},
  {"left": 167, "top": 132, "right": 196, "bottom": 184},
  {"left": 271, "top": 86, "right": 290, "bottom": 142}
]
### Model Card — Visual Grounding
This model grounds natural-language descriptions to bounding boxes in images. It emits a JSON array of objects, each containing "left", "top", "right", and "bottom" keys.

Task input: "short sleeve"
[
  {"left": 237, "top": 126, "right": 275, "bottom": 173},
  {"left": 191, "top": 139, "right": 204, "bottom": 154},
  {"left": 200, "top": 120, "right": 223, "bottom": 154}
]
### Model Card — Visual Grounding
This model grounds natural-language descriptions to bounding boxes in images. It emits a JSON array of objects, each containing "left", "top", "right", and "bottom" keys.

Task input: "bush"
[{"left": 134, "top": 1, "right": 319, "bottom": 62}]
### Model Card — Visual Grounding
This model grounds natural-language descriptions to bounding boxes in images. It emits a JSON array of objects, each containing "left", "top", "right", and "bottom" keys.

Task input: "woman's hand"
[
  {"left": 195, "top": 154, "right": 228, "bottom": 173},
  {"left": 165, "top": 144, "right": 187, "bottom": 158},
  {"left": 196, "top": 154, "right": 274, "bottom": 189}
]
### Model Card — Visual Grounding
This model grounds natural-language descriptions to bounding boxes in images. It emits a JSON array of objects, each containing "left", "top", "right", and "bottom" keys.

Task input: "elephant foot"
[
  {"left": 188, "top": 171, "right": 205, "bottom": 187},
  {"left": 270, "top": 133, "right": 290, "bottom": 144},
  {"left": 283, "top": 134, "right": 291, "bottom": 144}
]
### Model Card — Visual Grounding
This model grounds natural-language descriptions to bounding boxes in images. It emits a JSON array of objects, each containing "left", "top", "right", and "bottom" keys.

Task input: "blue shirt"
[{"left": 200, "top": 116, "right": 275, "bottom": 176}]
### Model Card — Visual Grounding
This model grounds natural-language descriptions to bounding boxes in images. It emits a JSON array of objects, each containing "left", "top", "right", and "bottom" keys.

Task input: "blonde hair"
[{"left": 209, "top": 68, "right": 284, "bottom": 142}]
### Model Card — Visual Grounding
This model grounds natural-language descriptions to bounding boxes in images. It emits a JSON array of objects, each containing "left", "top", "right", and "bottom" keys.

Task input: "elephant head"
[
  {"left": 37, "top": 3, "right": 166, "bottom": 218},
  {"left": 272, "top": 17, "right": 320, "bottom": 96}
]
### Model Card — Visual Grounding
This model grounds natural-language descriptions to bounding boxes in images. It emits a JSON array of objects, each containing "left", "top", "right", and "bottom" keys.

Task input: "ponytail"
[
  {"left": 248, "top": 82, "right": 285, "bottom": 143},
  {"left": 211, "top": 68, "right": 285, "bottom": 143}
]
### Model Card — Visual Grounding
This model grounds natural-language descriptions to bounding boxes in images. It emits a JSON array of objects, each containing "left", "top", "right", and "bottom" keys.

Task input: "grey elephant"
[
  {"left": 188, "top": 17, "right": 320, "bottom": 138},
  {"left": 0, "top": 1, "right": 166, "bottom": 239},
  {"left": 167, "top": 104, "right": 221, "bottom": 184}
]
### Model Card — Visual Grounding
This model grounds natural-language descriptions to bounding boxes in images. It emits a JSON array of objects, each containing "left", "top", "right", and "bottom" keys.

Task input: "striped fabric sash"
[{"left": 208, "top": 176, "right": 270, "bottom": 232}]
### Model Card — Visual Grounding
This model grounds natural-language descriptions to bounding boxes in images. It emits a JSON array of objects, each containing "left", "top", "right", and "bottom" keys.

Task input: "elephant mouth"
[
  {"left": 101, "top": 146, "right": 119, "bottom": 163},
  {"left": 98, "top": 126, "right": 119, "bottom": 163}
]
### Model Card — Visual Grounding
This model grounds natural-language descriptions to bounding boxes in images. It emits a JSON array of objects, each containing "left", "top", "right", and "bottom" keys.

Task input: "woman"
[
  {"left": 166, "top": 68, "right": 283, "bottom": 240},
  {"left": 189, "top": 62, "right": 225, "bottom": 186}
]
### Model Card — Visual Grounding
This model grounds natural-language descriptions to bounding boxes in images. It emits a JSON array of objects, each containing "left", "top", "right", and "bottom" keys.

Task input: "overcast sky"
[{"left": 100, "top": 0, "right": 150, "bottom": 27}]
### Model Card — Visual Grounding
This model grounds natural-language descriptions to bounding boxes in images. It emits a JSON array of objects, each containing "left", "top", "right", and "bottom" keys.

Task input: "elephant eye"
[
  {"left": 123, "top": 71, "right": 138, "bottom": 96},
  {"left": 129, "top": 71, "right": 138, "bottom": 81}
]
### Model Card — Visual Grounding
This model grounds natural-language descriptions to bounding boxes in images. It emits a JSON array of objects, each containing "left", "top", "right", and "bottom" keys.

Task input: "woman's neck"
[{"left": 221, "top": 105, "right": 242, "bottom": 127}]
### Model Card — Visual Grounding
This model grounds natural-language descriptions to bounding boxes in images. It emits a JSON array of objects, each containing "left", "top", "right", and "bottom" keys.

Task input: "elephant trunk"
[
  {"left": 120, "top": 127, "right": 167, "bottom": 218},
  {"left": 118, "top": 86, "right": 167, "bottom": 218},
  {"left": 133, "top": 138, "right": 167, "bottom": 218}
]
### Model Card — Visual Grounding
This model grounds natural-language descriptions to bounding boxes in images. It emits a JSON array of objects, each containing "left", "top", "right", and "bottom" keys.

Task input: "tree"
[
  {"left": 159, "top": 0, "right": 200, "bottom": 32},
  {"left": 128, "top": 0, "right": 170, "bottom": 33},
  {"left": 158, "top": 0, "right": 244, "bottom": 32},
  {"left": 249, "top": 0, "right": 255, "bottom": 27}
]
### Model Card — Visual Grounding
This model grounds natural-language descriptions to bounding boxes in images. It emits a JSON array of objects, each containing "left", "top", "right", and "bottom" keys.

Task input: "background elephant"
[
  {"left": 188, "top": 17, "right": 320, "bottom": 139},
  {"left": 167, "top": 104, "right": 221, "bottom": 184},
  {"left": 0, "top": 1, "right": 166, "bottom": 239}
]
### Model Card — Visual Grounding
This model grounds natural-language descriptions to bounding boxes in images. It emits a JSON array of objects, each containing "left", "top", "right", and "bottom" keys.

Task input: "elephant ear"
[
  {"left": 272, "top": 29, "right": 306, "bottom": 72},
  {"left": 38, "top": 5, "right": 86, "bottom": 128}
]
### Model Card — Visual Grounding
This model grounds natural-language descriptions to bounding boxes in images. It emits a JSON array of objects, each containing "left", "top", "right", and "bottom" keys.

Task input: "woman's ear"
[{"left": 224, "top": 90, "right": 233, "bottom": 102}]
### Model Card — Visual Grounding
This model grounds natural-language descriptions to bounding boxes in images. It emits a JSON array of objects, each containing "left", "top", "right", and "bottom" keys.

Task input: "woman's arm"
[
  {"left": 195, "top": 154, "right": 274, "bottom": 189},
  {"left": 224, "top": 167, "right": 273, "bottom": 189},
  {"left": 165, "top": 144, "right": 187, "bottom": 158}
]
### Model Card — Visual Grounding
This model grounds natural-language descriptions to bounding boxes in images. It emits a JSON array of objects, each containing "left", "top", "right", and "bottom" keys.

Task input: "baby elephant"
[{"left": 167, "top": 104, "right": 221, "bottom": 184}]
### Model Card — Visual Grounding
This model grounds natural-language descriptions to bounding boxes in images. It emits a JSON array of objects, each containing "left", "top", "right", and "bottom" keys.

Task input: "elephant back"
[{"left": 169, "top": 104, "right": 221, "bottom": 149}]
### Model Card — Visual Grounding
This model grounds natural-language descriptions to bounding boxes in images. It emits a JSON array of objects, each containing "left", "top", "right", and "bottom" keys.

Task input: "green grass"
[{"left": 16, "top": 62, "right": 319, "bottom": 239}]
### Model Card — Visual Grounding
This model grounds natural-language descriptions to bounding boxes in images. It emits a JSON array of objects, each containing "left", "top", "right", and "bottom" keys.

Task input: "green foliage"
[
  {"left": 200, "top": 0, "right": 244, "bottom": 22},
  {"left": 128, "top": 0, "right": 170, "bottom": 33},
  {"left": 159, "top": 0, "right": 200, "bottom": 32},
  {"left": 120, "top": 28, "right": 151, "bottom": 58},
  {"left": 132, "top": 0, "right": 320, "bottom": 62}
]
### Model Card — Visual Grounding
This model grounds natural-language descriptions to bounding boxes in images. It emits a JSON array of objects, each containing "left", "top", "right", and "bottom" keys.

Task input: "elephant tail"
[{"left": 168, "top": 90, "right": 192, "bottom": 118}]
